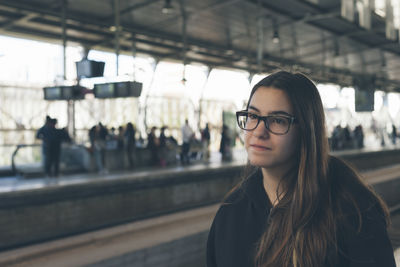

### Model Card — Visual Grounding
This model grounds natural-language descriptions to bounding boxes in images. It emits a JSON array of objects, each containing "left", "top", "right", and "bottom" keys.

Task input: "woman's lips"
[{"left": 250, "top": 144, "right": 271, "bottom": 151}]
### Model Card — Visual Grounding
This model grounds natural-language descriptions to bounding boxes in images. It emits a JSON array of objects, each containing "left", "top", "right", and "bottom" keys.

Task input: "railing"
[
  {"left": 11, "top": 144, "right": 39, "bottom": 175},
  {"left": 10, "top": 143, "right": 91, "bottom": 177}
]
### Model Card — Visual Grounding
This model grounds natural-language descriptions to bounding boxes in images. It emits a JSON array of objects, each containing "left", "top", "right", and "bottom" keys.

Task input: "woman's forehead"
[{"left": 249, "top": 86, "right": 293, "bottom": 113}]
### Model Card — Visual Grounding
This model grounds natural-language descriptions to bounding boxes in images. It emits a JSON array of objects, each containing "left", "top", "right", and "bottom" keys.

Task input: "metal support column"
[
  {"left": 291, "top": 24, "right": 298, "bottom": 59},
  {"left": 62, "top": 0, "right": 67, "bottom": 81},
  {"left": 198, "top": 66, "right": 212, "bottom": 130},
  {"left": 132, "top": 36, "right": 137, "bottom": 81},
  {"left": 114, "top": 0, "right": 120, "bottom": 76},
  {"left": 256, "top": 16, "right": 264, "bottom": 73},
  {"left": 179, "top": 0, "right": 188, "bottom": 82},
  {"left": 321, "top": 31, "right": 326, "bottom": 70},
  {"left": 62, "top": 0, "right": 75, "bottom": 140},
  {"left": 143, "top": 59, "right": 159, "bottom": 130}
]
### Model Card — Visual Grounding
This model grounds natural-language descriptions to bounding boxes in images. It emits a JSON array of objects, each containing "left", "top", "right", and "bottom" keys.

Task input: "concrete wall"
[
  {"left": 335, "top": 148, "right": 400, "bottom": 171},
  {"left": 0, "top": 165, "right": 242, "bottom": 251},
  {"left": 373, "top": 178, "right": 400, "bottom": 208},
  {"left": 85, "top": 231, "right": 208, "bottom": 267}
]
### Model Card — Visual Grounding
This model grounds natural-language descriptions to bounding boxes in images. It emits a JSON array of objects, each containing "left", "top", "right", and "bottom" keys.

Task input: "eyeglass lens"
[{"left": 237, "top": 113, "right": 291, "bottom": 134}]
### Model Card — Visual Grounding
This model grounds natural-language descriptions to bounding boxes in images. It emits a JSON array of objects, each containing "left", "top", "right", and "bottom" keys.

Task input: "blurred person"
[
  {"left": 110, "top": 127, "right": 116, "bottom": 137},
  {"left": 98, "top": 122, "right": 108, "bottom": 141},
  {"left": 159, "top": 126, "right": 168, "bottom": 148},
  {"left": 330, "top": 124, "right": 342, "bottom": 150},
  {"left": 343, "top": 125, "right": 352, "bottom": 149},
  {"left": 147, "top": 126, "right": 159, "bottom": 166},
  {"left": 354, "top": 125, "right": 364, "bottom": 149},
  {"left": 219, "top": 124, "right": 232, "bottom": 161},
  {"left": 45, "top": 118, "right": 71, "bottom": 177},
  {"left": 124, "top": 122, "right": 136, "bottom": 168},
  {"left": 159, "top": 126, "right": 168, "bottom": 167},
  {"left": 207, "top": 71, "right": 395, "bottom": 267},
  {"left": 391, "top": 124, "right": 397, "bottom": 145},
  {"left": 117, "top": 126, "right": 124, "bottom": 150},
  {"left": 89, "top": 124, "right": 107, "bottom": 174},
  {"left": 107, "top": 127, "right": 118, "bottom": 150},
  {"left": 89, "top": 125, "right": 96, "bottom": 148},
  {"left": 36, "top": 115, "right": 51, "bottom": 169},
  {"left": 137, "top": 134, "right": 145, "bottom": 148},
  {"left": 380, "top": 128, "right": 386, "bottom": 147},
  {"left": 181, "top": 119, "right": 194, "bottom": 165},
  {"left": 201, "top": 123, "right": 211, "bottom": 161},
  {"left": 98, "top": 122, "right": 108, "bottom": 169}
]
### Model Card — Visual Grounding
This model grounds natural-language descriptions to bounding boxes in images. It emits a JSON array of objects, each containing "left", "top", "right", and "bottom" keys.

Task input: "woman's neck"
[{"left": 261, "top": 165, "right": 293, "bottom": 207}]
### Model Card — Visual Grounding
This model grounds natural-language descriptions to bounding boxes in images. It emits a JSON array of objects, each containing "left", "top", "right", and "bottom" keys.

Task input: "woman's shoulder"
[
  {"left": 215, "top": 170, "right": 263, "bottom": 217},
  {"left": 337, "top": 204, "right": 395, "bottom": 267},
  {"left": 328, "top": 157, "right": 393, "bottom": 265},
  {"left": 327, "top": 155, "right": 389, "bottom": 225},
  {"left": 328, "top": 156, "right": 375, "bottom": 200},
  {"left": 218, "top": 181, "right": 248, "bottom": 212},
  {"left": 211, "top": 187, "right": 248, "bottom": 232}
]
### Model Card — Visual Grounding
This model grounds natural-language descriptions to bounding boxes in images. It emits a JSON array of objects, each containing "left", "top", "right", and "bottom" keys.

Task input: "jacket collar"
[{"left": 241, "top": 168, "right": 272, "bottom": 212}]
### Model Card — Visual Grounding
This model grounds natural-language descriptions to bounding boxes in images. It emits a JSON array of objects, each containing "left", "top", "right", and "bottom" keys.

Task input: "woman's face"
[{"left": 244, "top": 86, "right": 299, "bottom": 170}]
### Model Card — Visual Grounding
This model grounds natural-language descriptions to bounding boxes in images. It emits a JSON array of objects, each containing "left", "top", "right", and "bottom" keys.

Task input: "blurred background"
[{"left": 0, "top": 0, "right": 399, "bottom": 266}]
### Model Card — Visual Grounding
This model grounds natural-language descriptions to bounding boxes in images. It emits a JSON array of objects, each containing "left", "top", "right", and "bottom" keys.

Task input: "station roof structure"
[{"left": 0, "top": 0, "right": 399, "bottom": 90}]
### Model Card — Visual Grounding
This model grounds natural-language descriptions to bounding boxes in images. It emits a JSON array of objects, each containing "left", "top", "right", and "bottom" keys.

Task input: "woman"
[{"left": 206, "top": 71, "right": 395, "bottom": 267}]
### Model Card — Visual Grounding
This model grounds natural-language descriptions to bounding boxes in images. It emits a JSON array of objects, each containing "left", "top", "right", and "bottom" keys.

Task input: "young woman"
[{"left": 206, "top": 71, "right": 396, "bottom": 267}]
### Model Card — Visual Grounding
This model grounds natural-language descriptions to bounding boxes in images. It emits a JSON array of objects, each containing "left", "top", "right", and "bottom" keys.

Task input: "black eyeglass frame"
[{"left": 236, "top": 110, "right": 297, "bottom": 135}]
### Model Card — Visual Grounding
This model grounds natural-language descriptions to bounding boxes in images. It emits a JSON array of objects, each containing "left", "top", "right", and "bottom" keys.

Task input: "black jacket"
[{"left": 206, "top": 170, "right": 396, "bottom": 267}]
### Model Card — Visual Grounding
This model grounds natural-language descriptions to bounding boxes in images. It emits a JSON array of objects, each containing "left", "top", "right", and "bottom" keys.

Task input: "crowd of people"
[
  {"left": 36, "top": 113, "right": 239, "bottom": 175},
  {"left": 84, "top": 119, "right": 232, "bottom": 173},
  {"left": 329, "top": 123, "right": 400, "bottom": 151},
  {"left": 38, "top": 113, "right": 400, "bottom": 175},
  {"left": 329, "top": 124, "right": 365, "bottom": 150}
]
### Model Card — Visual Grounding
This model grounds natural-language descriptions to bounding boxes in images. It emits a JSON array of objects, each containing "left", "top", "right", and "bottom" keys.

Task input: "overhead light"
[
  {"left": 162, "top": 0, "right": 173, "bottom": 14},
  {"left": 191, "top": 45, "right": 200, "bottom": 52},
  {"left": 181, "top": 65, "right": 187, "bottom": 84},
  {"left": 272, "top": 30, "right": 280, "bottom": 44},
  {"left": 272, "top": 18, "right": 280, "bottom": 44},
  {"left": 226, "top": 48, "right": 234, "bottom": 56}
]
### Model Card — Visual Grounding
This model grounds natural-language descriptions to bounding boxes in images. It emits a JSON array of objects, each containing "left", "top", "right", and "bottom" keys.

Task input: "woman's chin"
[{"left": 248, "top": 157, "right": 273, "bottom": 168}]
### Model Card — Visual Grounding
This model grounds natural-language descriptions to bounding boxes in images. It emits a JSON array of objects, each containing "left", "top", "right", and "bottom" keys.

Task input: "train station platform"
[
  {"left": 0, "top": 147, "right": 400, "bottom": 266},
  {"left": 1, "top": 204, "right": 399, "bottom": 267}
]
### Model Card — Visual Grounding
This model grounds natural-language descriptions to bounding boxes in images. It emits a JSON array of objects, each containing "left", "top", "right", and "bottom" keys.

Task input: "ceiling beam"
[
  {"left": 230, "top": 10, "right": 340, "bottom": 45},
  {"left": 0, "top": 0, "right": 399, "bottom": 88},
  {"left": 148, "top": 0, "right": 243, "bottom": 29},
  {"left": 242, "top": 0, "right": 400, "bottom": 82},
  {"left": 120, "top": 0, "right": 160, "bottom": 16},
  {"left": 103, "top": 0, "right": 161, "bottom": 21},
  {"left": 0, "top": 12, "right": 37, "bottom": 30}
]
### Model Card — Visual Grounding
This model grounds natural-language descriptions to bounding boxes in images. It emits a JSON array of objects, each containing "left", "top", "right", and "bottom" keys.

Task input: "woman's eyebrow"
[
  {"left": 248, "top": 105, "right": 260, "bottom": 112},
  {"left": 248, "top": 106, "right": 293, "bottom": 116},
  {"left": 269, "top": 111, "right": 293, "bottom": 116}
]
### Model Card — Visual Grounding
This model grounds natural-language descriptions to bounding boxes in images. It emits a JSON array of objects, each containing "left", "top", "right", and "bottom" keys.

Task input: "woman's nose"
[{"left": 253, "top": 120, "right": 270, "bottom": 138}]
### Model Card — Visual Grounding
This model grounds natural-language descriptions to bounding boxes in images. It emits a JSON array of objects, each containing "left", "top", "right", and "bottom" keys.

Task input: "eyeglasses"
[{"left": 236, "top": 110, "right": 296, "bottom": 135}]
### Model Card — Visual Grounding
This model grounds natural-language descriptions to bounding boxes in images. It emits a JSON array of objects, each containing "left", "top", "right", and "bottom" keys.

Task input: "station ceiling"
[{"left": 0, "top": 0, "right": 399, "bottom": 91}]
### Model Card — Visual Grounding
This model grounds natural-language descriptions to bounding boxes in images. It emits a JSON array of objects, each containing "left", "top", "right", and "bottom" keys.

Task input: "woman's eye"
[
  {"left": 249, "top": 114, "right": 258, "bottom": 120},
  {"left": 271, "top": 117, "right": 286, "bottom": 124}
]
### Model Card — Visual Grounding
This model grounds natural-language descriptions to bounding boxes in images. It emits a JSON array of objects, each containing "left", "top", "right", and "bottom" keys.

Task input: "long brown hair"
[{"left": 243, "top": 71, "right": 390, "bottom": 267}]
